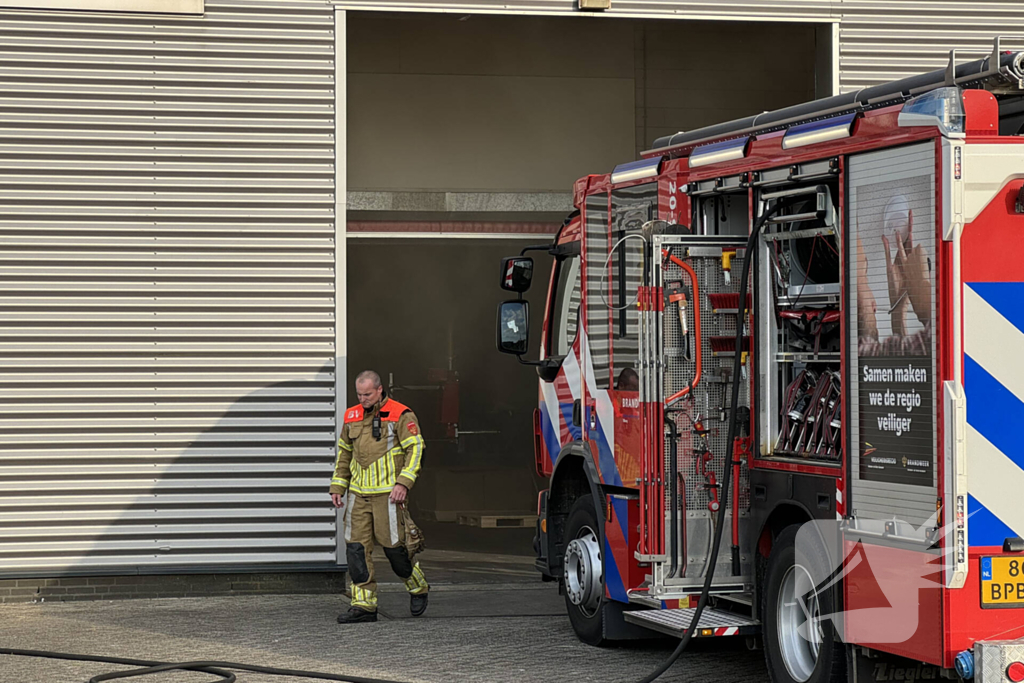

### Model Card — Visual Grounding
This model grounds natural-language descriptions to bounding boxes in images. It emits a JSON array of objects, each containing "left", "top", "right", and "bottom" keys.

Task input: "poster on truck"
[{"left": 849, "top": 162, "right": 936, "bottom": 488}]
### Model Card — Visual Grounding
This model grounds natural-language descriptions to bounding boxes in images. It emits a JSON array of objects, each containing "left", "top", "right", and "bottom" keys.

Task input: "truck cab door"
[{"left": 579, "top": 186, "right": 654, "bottom": 489}]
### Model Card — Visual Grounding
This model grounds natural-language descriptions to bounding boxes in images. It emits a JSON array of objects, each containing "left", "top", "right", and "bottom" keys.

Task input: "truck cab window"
[{"left": 549, "top": 254, "right": 581, "bottom": 358}]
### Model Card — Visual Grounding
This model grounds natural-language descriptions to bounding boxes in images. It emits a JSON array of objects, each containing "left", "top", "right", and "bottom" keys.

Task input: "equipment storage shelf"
[
  {"left": 775, "top": 352, "right": 841, "bottom": 363},
  {"left": 756, "top": 179, "right": 843, "bottom": 464}
]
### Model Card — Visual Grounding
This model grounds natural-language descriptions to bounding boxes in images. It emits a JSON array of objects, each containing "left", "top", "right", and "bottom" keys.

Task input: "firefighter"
[
  {"left": 330, "top": 370, "right": 429, "bottom": 624},
  {"left": 616, "top": 367, "right": 639, "bottom": 391}
]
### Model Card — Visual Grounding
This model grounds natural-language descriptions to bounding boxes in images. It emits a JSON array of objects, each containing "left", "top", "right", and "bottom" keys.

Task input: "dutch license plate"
[{"left": 980, "top": 556, "right": 1024, "bottom": 607}]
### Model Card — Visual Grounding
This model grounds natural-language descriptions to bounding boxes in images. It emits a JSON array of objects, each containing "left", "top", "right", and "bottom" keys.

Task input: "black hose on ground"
[
  {"left": 635, "top": 199, "right": 794, "bottom": 683},
  {"left": 0, "top": 647, "right": 411, "bottom": 683}
]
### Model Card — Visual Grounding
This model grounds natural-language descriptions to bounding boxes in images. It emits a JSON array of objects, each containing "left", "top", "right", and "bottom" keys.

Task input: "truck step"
[
  {"left": 626, "top": 585, "right": 747, "bottom": 608},
  {"left": 626, "top": 591, "right": 664, "bottom": 609},
  {"left": 623, "top": 606, "right": 760, "bottom": 638}
]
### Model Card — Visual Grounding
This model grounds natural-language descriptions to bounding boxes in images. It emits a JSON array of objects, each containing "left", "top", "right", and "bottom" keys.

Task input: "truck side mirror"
[
  {"left": 496, "top": 300, "right": 530, "bottom": 355},
  {"left": 500, "top": 256, "right": 534, "bottom": 293}
]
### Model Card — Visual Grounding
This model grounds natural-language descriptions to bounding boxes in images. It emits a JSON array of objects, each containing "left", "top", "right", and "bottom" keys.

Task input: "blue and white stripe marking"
[{"left": 963, "top": 283, "right": 1024, "bottom": 546}]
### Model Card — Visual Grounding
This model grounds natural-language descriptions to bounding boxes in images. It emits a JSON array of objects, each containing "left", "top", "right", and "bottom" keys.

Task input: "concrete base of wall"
[{"left": 0, "top": 572, "right": 347, "bottom": 604}]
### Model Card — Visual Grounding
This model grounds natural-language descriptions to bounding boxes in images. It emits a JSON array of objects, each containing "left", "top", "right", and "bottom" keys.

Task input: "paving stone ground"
[{"left": 0, "top": 549, "right": 770, "bottom": 683}]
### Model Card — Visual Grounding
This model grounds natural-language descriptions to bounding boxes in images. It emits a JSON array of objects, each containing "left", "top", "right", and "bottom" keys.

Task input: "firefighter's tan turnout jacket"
[{"left": 330, "top": 397, "right": 424, "bottom": 495}]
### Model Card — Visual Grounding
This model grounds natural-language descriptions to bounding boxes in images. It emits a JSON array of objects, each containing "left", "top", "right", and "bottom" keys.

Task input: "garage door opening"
[{"left": 344, "top": 10, "right": 825, "bottom": 580}]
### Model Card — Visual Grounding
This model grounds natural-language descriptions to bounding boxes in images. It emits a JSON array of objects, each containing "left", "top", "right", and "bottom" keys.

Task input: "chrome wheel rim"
[
  {"left": 564, "top": 525, "right": 602, "bottom": 617},
  {"left": 777, "top": 563, "right": 823, "bottom": 682}
]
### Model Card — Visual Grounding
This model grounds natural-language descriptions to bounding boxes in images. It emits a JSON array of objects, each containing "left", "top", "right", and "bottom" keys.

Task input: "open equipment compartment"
[
  {"left": 754, "top": 161, "right": 843, "bottom": 464},
  {"left": 658, "top": 231, "right": 752, "bottom": 590}
]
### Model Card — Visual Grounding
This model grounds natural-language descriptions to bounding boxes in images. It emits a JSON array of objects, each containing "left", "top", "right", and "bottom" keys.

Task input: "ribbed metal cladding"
[
  {"left": 0, "top": 0, "right": 339, "bottom": 573},
  {"left": 839, "top": 1, "right": 1024, "bottom": 91}
]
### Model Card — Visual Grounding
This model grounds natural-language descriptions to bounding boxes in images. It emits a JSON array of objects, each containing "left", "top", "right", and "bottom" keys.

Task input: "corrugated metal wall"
[
  {"left": 0, "top": 0, "right": 339, "bottom": 573},
  {"left": 839, "top": 2, "right": 1024, "bottom": 89}
]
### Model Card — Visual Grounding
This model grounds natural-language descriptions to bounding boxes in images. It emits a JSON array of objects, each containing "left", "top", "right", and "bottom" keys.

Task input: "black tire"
[
  {"left": 763, "top": 525, "right": 846, "bottom": 683},
  {"left": 562, "top": 494, "right": 606, "bottom": 646}
]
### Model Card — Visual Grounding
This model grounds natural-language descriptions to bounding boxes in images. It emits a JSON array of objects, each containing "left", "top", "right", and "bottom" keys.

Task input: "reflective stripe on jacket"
[{"left": 330, "top": 396, "right": 425, "bottom": 495}]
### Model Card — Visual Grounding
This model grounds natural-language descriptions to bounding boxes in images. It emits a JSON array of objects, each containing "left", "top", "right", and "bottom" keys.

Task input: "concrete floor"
[{"left": 0, "top": 546, "right": 770, "bottom": 683}]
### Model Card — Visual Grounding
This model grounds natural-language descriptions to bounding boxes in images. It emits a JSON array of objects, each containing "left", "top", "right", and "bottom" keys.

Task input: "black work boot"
[
  {"left": 410, "top": 593, "right": 428, "bottom": 617},
  {"left": 337, "top": 607, "right": 377, "bottom": 624}
]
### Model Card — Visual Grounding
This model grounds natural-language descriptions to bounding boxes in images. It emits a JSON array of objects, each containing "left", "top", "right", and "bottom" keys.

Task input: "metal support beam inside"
[{"left": 347, "top": 190, "right": 574, "bottom": 222}]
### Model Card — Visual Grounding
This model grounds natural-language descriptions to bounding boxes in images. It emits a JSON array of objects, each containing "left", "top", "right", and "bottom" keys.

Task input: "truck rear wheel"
[
  {"left": 763, "top": 525, "right": 845, "bottom": 683},
  {"left": 562, "top": 494, "right": 606, "bottom": 645}
]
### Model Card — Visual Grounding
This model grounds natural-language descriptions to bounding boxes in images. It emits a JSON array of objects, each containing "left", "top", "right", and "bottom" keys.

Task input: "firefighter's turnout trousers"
[
  {"left": 330, "top": 396, "right": 428, "bottom": 613},
  {"left": 342, "top": 492, "right": 428, "bottom": 612}
]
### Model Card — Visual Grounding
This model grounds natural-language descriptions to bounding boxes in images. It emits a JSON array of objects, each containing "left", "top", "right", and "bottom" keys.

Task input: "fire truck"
[{"left": 497, "top": 39, "right": 1024, "bottom": 683}]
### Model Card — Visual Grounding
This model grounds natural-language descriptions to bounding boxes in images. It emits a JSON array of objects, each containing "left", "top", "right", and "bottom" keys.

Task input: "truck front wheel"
[
  {"left": 763, "top": 524, "right": 845, "bottom": 683},
  {"left": 562, "top": 494, "right": 606, "bottom": 645}
]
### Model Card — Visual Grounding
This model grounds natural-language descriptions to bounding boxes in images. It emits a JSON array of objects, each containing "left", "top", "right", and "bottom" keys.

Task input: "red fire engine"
[{"left": 497, "top": 39, "right": 1024, "bottom": 683}]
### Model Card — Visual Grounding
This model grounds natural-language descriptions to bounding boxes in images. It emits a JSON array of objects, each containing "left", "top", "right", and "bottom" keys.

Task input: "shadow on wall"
[{"left": 3, "top": 369, "right": 343, "bottom": 578}]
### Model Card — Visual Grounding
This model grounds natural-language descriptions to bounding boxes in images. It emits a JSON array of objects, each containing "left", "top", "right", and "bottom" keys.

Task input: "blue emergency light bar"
[
  {"left": 689, "top": 137, "right": 750, "bottom": 168},
  {"left": 781, "top": 113, "right": 857, "bottom": 150},
  {"left": 611, "top": 157, "right": 663, "bottom": 184}
]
